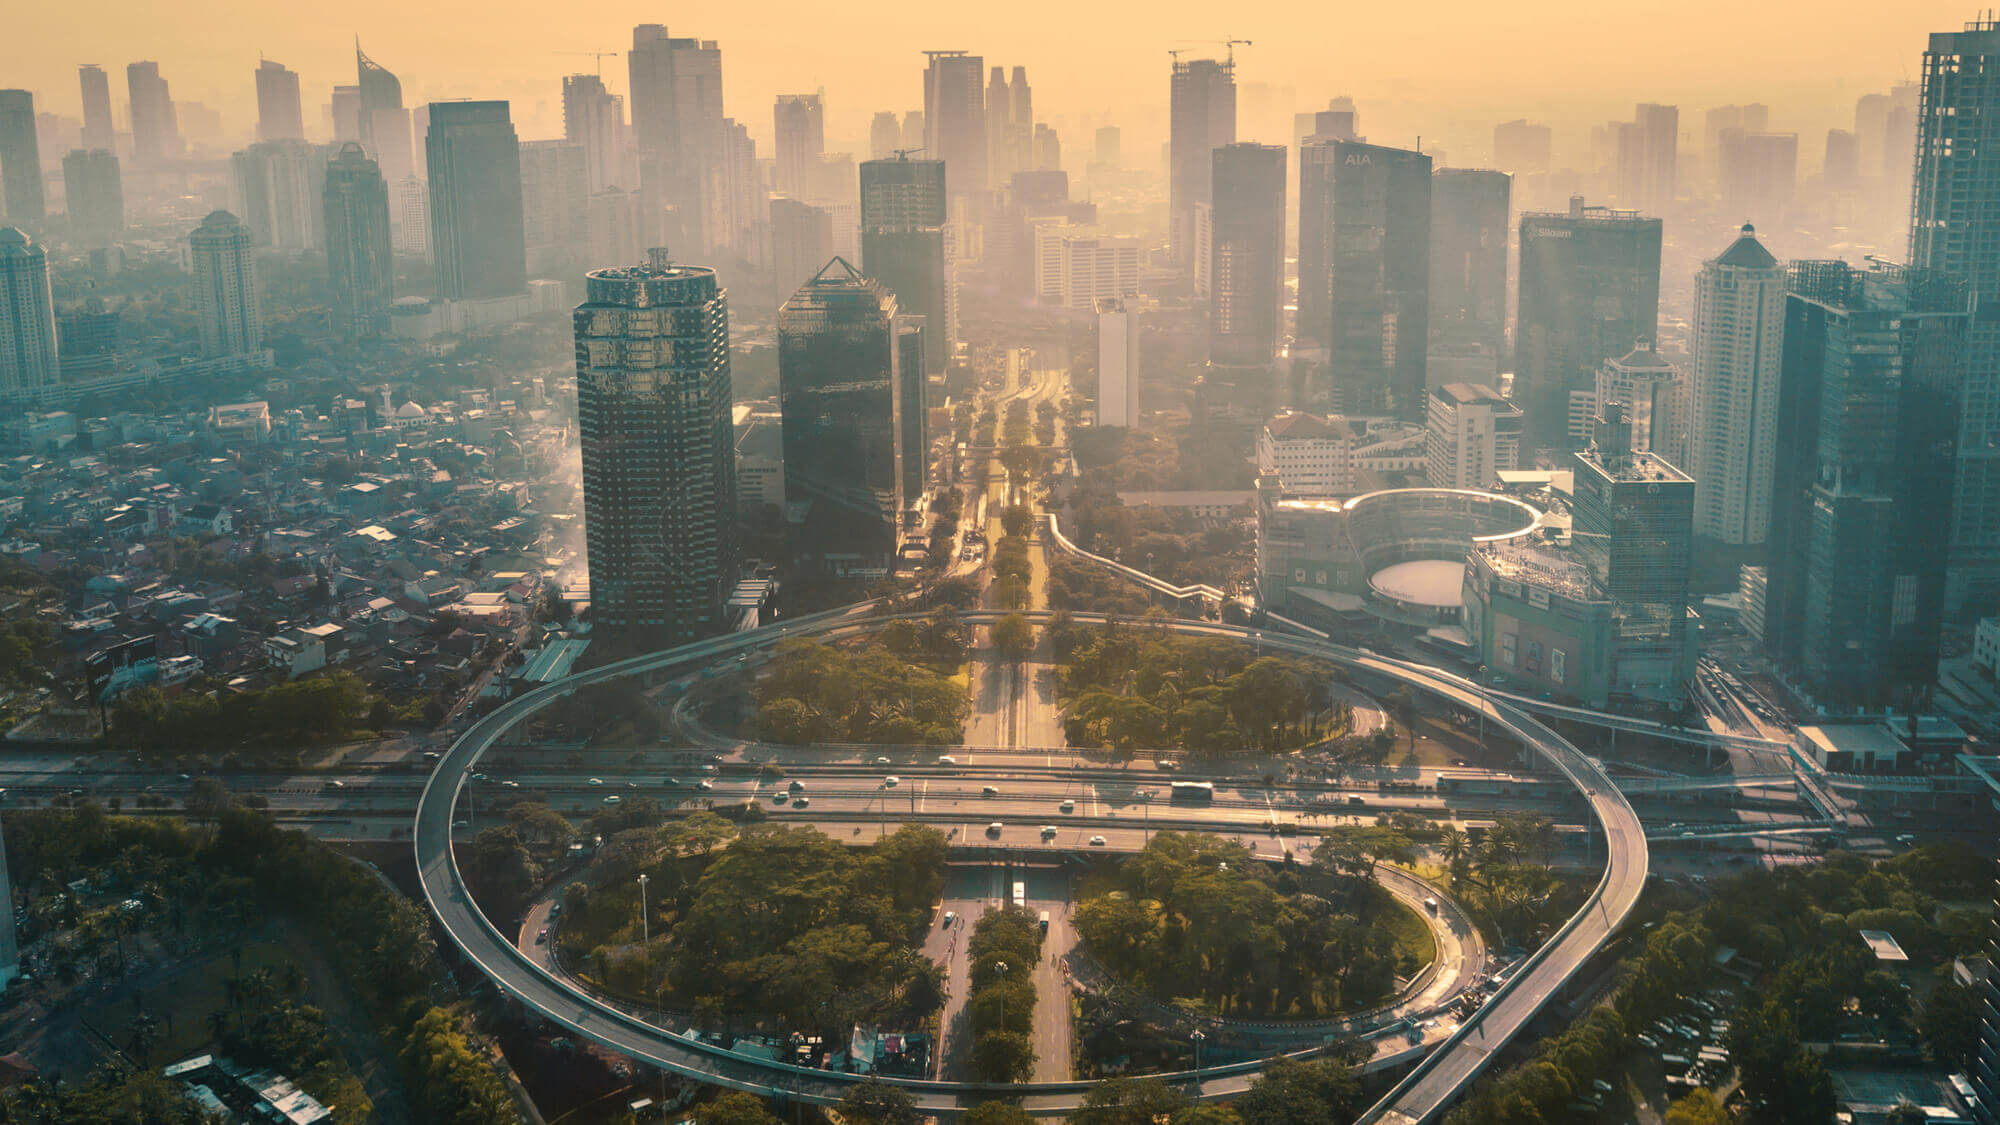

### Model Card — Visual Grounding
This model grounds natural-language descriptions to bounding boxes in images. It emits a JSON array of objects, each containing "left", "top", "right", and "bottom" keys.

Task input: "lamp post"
[
  {"left": 994, "top": 961, "right": 1009, "bottom": 1038},
  {"left": 636, "top": 874, "right": 650, "bottom": 946},
  {"left": 1191, "top": 1028, "right": 1205, "bottom": 1075}
]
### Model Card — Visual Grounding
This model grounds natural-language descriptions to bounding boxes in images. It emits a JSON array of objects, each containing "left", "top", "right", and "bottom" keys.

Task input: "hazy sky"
[{"left": 13, "top": 0, "right": 1969, "bottom": 155}]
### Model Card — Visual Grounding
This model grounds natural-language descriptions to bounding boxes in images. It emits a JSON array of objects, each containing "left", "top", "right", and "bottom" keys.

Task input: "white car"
[
  {"left": 874, "top": 756, "right": 892, "bottom": 766},
  {"left": 1059, "top": 799, "right": 1074, "bottom": 813},
  {"left": 1088, "top": 835, "right": 1108, "bottom": 847},
  {"left": 601, "top": 795, "right": 622, "bottom": 805},
  {"left": 884, "top": 776, "right": 900, "bottom": 788},
  {"left": 697, "top": 780, "right": 714, "bottom": 791},
  {"left": 588, "top": 777, "right": 604, "bottom": 786},
  {"left": 938, "top": 756, "right": 957, "bottom": 766}
]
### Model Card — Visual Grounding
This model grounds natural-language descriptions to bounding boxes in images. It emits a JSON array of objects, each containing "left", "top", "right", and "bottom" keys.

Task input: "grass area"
[
  {"left": 83, "top": 939, "right": 301, "bottom": 1065},
  {"left": 1372, "top": 884, "right": 1438, "bottom": 972}
]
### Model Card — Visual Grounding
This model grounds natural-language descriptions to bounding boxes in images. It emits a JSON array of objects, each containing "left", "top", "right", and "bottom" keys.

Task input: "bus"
[
  {"left": 1169, "top": 781, "right": 1215, "bottom": 805},
  {"left": 1012, "top": 881, "right": 1026, "bottom": 910}
]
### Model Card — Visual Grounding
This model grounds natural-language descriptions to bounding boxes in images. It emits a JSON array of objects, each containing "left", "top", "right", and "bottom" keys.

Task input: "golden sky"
[{"left": 12, "top": 0, "right": 1971, "bottom": 155}]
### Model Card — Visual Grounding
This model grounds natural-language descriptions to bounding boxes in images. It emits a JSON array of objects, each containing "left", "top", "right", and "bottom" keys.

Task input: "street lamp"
[
  {"left": 994, "top": 961, "right": 1009, "bottom": 1037},
  {"left": 636, "top": 874, "right": 650, "bottom": 946},
  {"left": 1191, "top": 1028, "right": 1205, "bottom": 1075}
]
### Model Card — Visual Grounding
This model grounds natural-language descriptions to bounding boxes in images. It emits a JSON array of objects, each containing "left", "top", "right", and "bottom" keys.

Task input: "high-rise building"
[
  {"left": 520, "top": 139, "right": 590, "bottom": 273},
  {"left": 1096, "top": 297, "right": 1140, "bottom": 428},
  {"left": 859, "top": 155, "right": 951, "bottom": 373},
  {"left": 0, "top": 228, "right": 57, "bottom": 391},
  {"left": 1033, "top": 226, "right": 1139, "bottom": 310},
  {"left": 773, "top": 94, "right": 824, "bottom": 199},
  {"left": 322, "top": 143, "right": 393, "bottom": 342},
  {"left": 392, "top": 175, "right": 428, "bottom": 259},
  {"left": 1033, "top": 124, "right": 1061, "bottom": 173},
  {"left": 628, "top": 25, "right": 727, "bottom": 255},
  {"left": 425, "top": 101, "right": 526, "bottom": 301},
  {"left": 574, "top": 251, "right": 737, "bottom": 651},
  {"left": 1094, "top": 125, "right": 1121, "bottom": 169},
  {"left": 870, "top": 112, "right": 901, "bottom": 161},
  {"left": 356, "top": 42, "right": 412, "bottom": 185},
  {"left": 1209, "top": 143, "right": 1286, "bottom": 368},
  {"left": 1765, "top": 259, "right": 1970, "bottom": 713},
  {"left": 564, "top": 74, "right": 628, "bottom": 196},
  {"left": 1169, "top": 56, "right": 1236, "bottom": 262},
  {"left": 1823, "top": 129, "right": 1860, "bottom": 193},
  {"left": 1910, "top": 18, "right": 2000, "bottom": 613},
  {"left": 1516, "top": 196, "right": 1663, "bottom": 450},
  {"left": 1619, "top": 103, "right": 1677, "bottom": 212},
  {"left": 1493, "top": 119, "right": 1552, "bottom": 175},
  {"left": 1257, "top": 411, "right": 1357, "bottom": 495},
  {"left": 1717, "top": 132, "right": 1798, "bottom": 223},
  {"left": 771, "top": 197, "right": 834, "bottom": 307},
  {"left": 1592, "top": 342, "right": 1684, "bottom": 465},
  {"left": 587, "top": 188, "right": 642, "bottom": 268},
  {"left": 922, "top": 52, "right": 986, "bottom": 218},
  {"left": 779, "top": 258, "right": 912, "bottom": 577},
  {"left": 61, "top": 149, "right": 122, "bottom": 248},
  {"left": 1429, "top": 169, "right": 1510, "bottom": 370},
  {"left": 1572, "top": 403, "right": 1696, "bottom": 700},
  {"left": 78, "top": 66, "right": 113, "bottom": 152},
  {"left": 901, "top": 111, "right": 925, "bottom": 153},
  {"left": 0, "top": 92, "right": 45, "bottom": 226},
  {"left": 188, "top": 211, "right": 261, "bottom": 358},
  {"left": 126, "top": 62, "right": 180, "bottom": 166},
  {"left": 231, "top": 140, "right": 327, "bottom": 250},
  {"left": 331, "top": 86, "right": 363, "bottom": 144},
  {"left": 1426, "top": 382, "right": 1523, "bottom": 489},
  {"left": 1296, "top": 140, "right": 1431, "bottom": 413},
  {"left": 255, "top": 60, "right": 304, "bottom": 142},
  {"left": 1703, "top": 103, "right": 1770, "bottom": 183},
  {"left": 1688, "top": 224, "right": 1786, "bottom": 548}
]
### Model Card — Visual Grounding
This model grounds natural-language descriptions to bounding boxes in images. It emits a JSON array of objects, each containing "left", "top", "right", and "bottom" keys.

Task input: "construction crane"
[
  {"left": 554, "top": 50, "right": 620, "bottom": 78},
  {"left": 891, "top": 147, "right": 926, "bottom": 161},
  {"left": 1171, "top": 39, "right": 1253, "bottom": 66}
]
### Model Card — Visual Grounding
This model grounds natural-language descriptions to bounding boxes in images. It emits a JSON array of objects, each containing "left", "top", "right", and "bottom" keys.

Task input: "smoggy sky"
[{"left": 11, "top": 0, "right": 1970, "bottom": 158}]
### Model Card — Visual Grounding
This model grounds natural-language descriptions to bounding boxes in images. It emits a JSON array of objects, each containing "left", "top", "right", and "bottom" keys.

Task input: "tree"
[
  {"left": 1663, "top": 1089, "right": 1730, "bottom": 1125},
  {"left": 692, "top": 1091, "right": 781, "bottom": 1125},
  {"left": 837, "top": 1079, "right": 922, "bottom": 1125},
  {"left": 968, "top": 1030, "right": 1036, "bottom": 1083},
  {"left": 185, "top": 778, "right": 234, "bottom": 826},
  {"left": 1230, "top": 1055, "right": 1362, "bottom": 1125},
  {"left": 1885, "top": 1105, "right": 1929, "bottom": 1125},
  {"left": 1171, "top": 1107, "right": 1246, "bottom": 1125},
  {"left": 1072, "top": 1077, "right": 1191, "bottom": 1125},
  {"left": 992, "top": 614, "right": 1036, "bottom": 660},
  {"left": 964, "top": 1104, "right": 1037, "bottom": 1125},
  {"left": 1919, "top": 979, "right": 1982, "bottom": 1069}
]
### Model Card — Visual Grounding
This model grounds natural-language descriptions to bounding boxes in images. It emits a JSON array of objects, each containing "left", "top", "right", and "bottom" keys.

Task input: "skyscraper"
[
  {"left": 519, "top": 139, "right": 590, "bottom": 273},
  {"left": 61, "top": 149, "right": 122, "bottom": 248},
  {"left": 231, "top": 140, "right": 327, "bottom": 250},
  {"left": 628, "top": 25, "right": 727, "bottom": 255},
  {"left": 126, "top": 62, "right": 180, "bottom": 166},
  {"left": 563, "top": 74, "right": 628, "bottom": 195},
  {"left": 1426, "top": 382, "right": 1524, "bottom": 489},
  {"left": 986, "top": 67, "right": 1017, "bottom": 189},
  {"left": 0, "top": 92, "right": 45, "bottom": 226},
  {"left": 1573, "top": 403, "right": 1696, "bottom": 700},
  {"left": 323, "top": 143, "right": 393, "bottom": 342},
  {"left": 1766, "top": 259, "right": 1970, "bottom": 712},
  {"left": 773, "top": 94, "right": 825, "bottom": 199},
  {"left": 1717, "top": 132, "right": 1799, "bottom": 223},
  {"left": 0, "top": 228, "right": 57, "bottom": 391},
  {"left": 1618, "top": 103, "right": 1677, "bottom": 213},
  {"left": 1688, "top": 224, "right": 1786, "bottom": 549},
  {"left": 860, "top": 155, "right": 951, "bottom": 374},
  {"left": 1516, "top": 196, "right": 1663, "bottom": 449},
  {"left": 331, "top": 86, "right": 363, "bottom": 144},
  {"left": 587, "top": 188, "right": 642, "bottom": 268},
  {"left": 1169, "top": 56, "right": 1236, "bottom": 262},
  {"left": 771, "top": 197, "right": 834, "bottom": 306},
  {"left": 1823, "top": 129, "right": 1860, "bottom": 193},
  {"left": 1593, "top": 342, "right": 1684, "bottom": 465},
  {"left": 78, "top": 66, "right": 113, "bottom": 152},
  {"left": 574, "top": 251, "right": 737, "bottom": 651},
  {"left": 1493, "top": 119, "right": 1552, "bottom": 175},
  {"left": 1429, "top": 168, "right": 1510, "bottom": 371},
  {"left": 1097, "top": 297, "right": 1139, "bottom": 428},
  {"left": 392, "top": 175, "right": 428, "bottom": 259},
  {"left": 922, "top": 52, "right": 986, "bottom": 218},
  {"left": 870, "top": 112, "right": 901, "bottom": 161},
  {"left": 778, "top": 258, "right": 909, "bottom": 577},
  {"left": 1910, "top": 18, "right": 2000, "bottom": 613},
  {"left": 425, "top": 101, "right": 526, "bottom": 301},
  {"left": 900, "top": 111, "right": 924, "bottom": 154},
  {"left": 1208, "top": 142, "right": 1286, "bottom": 368},
  {"left": 355, "top": 42, "right": 412, "bottom": 184},
  {"left": 1297, "top": 139, "right": 1431, "bottom": 414},
  {"left": 255, "top": 59, "right": 304, "bottom": 142},
  {"left": 188, "top": 211, "right": 261, "bottom": 358}
]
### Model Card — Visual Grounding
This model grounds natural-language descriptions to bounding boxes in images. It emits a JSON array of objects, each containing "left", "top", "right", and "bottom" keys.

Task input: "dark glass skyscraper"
[
  {"left": 1765, "top": 260, "right": 1970, "bottom": 712},
  {"left": 1429, "top": 168, "right": 1511, "bottom": 370},
  {"left": 323, "top": 143, "right": 394, "bottom": 342},
  {"left": 425, "top": 101, "right": 526, "bottom": 300},
  {"left": 1297, "top": 140, "right": 1432, "bottom": 415},
  {"left": 0, "top": 92, "right": 45, "bottom": 227},
  {"left": 860, "top": 155, "right": 950, "bottom": 374},
  {"left": 1517, "top": 196, "right": 1662, "bottom": 449},
  {"left": 778, "top": 259, "right": 911, "bottom": 578},
  {"left": 574, "top": 252, "right": 737, "bottom": 652},
  {"left": 1209, "top": 143, "right": 1286, "bottom": 369},
  {"left": 1170, "top": 56, "right": 1236, "bottom": 263},
  {"left": 1572, "top": 404, "right": 1695, "bottom": 699}
]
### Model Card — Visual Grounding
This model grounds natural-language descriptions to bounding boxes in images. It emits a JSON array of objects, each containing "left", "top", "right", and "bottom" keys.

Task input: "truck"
[
  {"left": 1012, "top": 881, "right": 1026, "bottom": 910},
  {"left": 1038, "top": 910, "right": 1050, "bottom": 935}
]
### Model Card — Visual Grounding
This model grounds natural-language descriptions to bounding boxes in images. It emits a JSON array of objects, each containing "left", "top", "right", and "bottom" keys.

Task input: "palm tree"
[
  {"left": 1439, "top": 825, "right": 1469, "bottom": 868},
  {"left": 128, "top": 1011, "right": 160, "bottom": 1061}
]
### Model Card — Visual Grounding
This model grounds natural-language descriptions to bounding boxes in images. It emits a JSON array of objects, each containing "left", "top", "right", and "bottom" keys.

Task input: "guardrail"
[{"left": 1044, "top": 512, "right": 1226, "bottom": 606}]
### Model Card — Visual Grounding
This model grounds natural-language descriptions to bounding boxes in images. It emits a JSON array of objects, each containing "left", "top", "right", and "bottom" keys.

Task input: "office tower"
[
  {"left": 0, "top": 228, "right": 57, "bottom": 391},
  {"left": 0, "top": 93, "right": 45, "bottom": 226},
  {"left": 629, "top": 25, "right": 727, "bottom": 254},
  {"left": 520, "top": 140, "right": 589, "bottom": 272},
  {"left": 714, "top": 117, "right": 764, "bottom": 256},
  {"left": 859, "top": 155, "right": 951, "bottom": 373},
  {"left": 1911, "top": 18, "right": 2000, "bottom": 612},
  {"left": 1516, "top": 196, "right": 1663, "bottom": 449},
  {"left": 1857, "top": 82, "right": 1920, "bottom": 184},
  {"left": 1011, "top": 67, "right": 1032, "bottom": 158},
  {"left": 1208, "top": 143, "right": 1286, "bottom": 368},
  {"left": 189, "top": 211, "right": 260, "bottom": 358},
  {"left": 1687, "top": 224, "right": 1786, "bottom": 549},
  {"left": 1703, "top": 103, "right": 1770, "bottom": 182},
  {"left": 779, "top": 258, "right": 911, "bottom": 576},
  {"left": 230, "top": 140, "right": 327, "bottom": 250},
  {"left": 392, "top": 175, "right": 428, "bottom": 258},
  {"left": 564, "top": 74, "right": 628, "bottom": 196},
  {"left": 574, "top": 250, "right": 737, "bottom": 650},
  {"left": 1765, "top": 259, "right": 1969, "bottom": 712},
  {"left": 1593, "top": 342, "right": 1683, "bottom": 464},
  {"left": 1430, "top": 169, "right": 1510, "bottom": 373},
  {"left": 1257, "top": 412, "right": 1355, "bottom": 494},
  {"left": 1094, "top": 126, "right": 1121, "bottom": 168},
  {"left": 1170, "top": 56, "right": 1237, "bottom": 262},
  {"left": 355, "top": 41, "right": 412, "bottom": 184},
  {"left": 55, "top": 298, "right": 119, "bottom": 379},
  {"left": 896, "top": 322, "right": 927, "bottom": 503},
  {"left": 178, "top": 103, "right": 223, "bottom": 152},
  {"left": 1493, "top": 119, "right": 1552, "bottom": 175},
  {"left": 256, "top": 59, "right": 304, "bottom": 142},
  {"left": 1296, "top": 139, "right": 1430, "bottom": 413},
  {"left": 322, "top": 143, "right": 393, "bottom": 342},
  {"left": 1573, "top": 403, "right": 1695, "bottom": 699},
  {"left": 61, "top": 149, "right": 122, "bottom": 247},
  {"left": 78, "top": 66, "right": 113, "bottom": 152},
  {"left": 126, "top": 62, "right": 180, "bottom": 165},
  {"left": 1426, "top": 383, "right": 1523, "bottom": 489},
  {"left": 920, "top": 51, "right": 986, "bottom": 220},
  {"left": 900, "top": 111, "right": 924, "bottom": 153},
  {"left": 1717, "top": 132, "right": 1798, "bottom": 222},
  {"left": 1097, "top": 297, "right": 1139, "bottom": 427},
  {"left": 331, "top": 86, "right": 363, "bottom": 144},
  {"left": 1033, "top": 124, "right": 1060, "bottom": 172},
  {"left": 773, "top": 94, "right": 824, "bottom": 199},
  {"left": 869, "top": 112, "right": 901, "bottom": 161},
  {"left": 426, "top": 101, "right": 526, "bottom": 300},
  {"left": 587, "top": 188, "right": 642, "bottom": 268},
  {"left": 985, "top": 67, "right": 1015, "bottom": 189},
  {"left": 1627, "top": 103, "right": 1678, "bottom": 212},
  {"left": 1034, "top": 227, "right": 1139, "bottom": 309},
  {"left": 771, "top": 197, "right": 833, "bottom": 306}
]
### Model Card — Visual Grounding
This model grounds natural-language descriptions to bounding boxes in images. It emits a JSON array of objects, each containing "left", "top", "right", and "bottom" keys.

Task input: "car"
[
  {"left": 986, "top": 822, "right": 1004, "bottom": 837},
  {"left": 601, "top": 795, "right": 622, "bottom": 805},
  {"left": 697, "top": 780, "right": 713, "bottom": 791},
  {"left": 771, "top": 793, "right": 789, "bottom": 805},
  {"left": 874, "top": 756, "right": 892, "bottom": 766},
  {"left": 588, "top": 777, "right": 604, "bottom": 786},
  {"left": 942, "top": 910, "right": 957, "bottom": 927},
  {"left": 1059, "top": 799, "right": 1075, "bottom": 813},
  {"left": 884, "top": 776, "right": 900, "bottom": 787},
  {"left": 788, "top": 780, "right": 805, "bottom": 793},
  {"left": 1156, "top": 759, "right": 1179, "bottom": 771},
  {"left": 549, "top": 902, "right": 561, "bottom": 917},
  {"left": 177, "top": 773, "right": 192, "bottom": 782},
  {"left": 628, "top": 781, "right": 640, "bottom": 790},
  {"left": 1088, "top": 835, "right": 1108, "bottom": 847},
  {"left": 536, "top": 928, "right": 548, "bottom": 944},
  {"left": 982, "top": 785, "right": 1000, "bottom": 797},
  {"left": 664, "top": 777, "right": 683, "bottom": 788},
  {"left": 938, "top": 756, "right": 956, "bottom": 766},
  {"left": 793, "top": 797, "right": 810, "bottom": 808},
  {"left": 1895, "top": 832, "right": 1917, "bottom": 845},
  {"left": 1040, "top": 825, "right": 1058, "bottom": 839},
  {"left": 708, "top": 753, "right": 725, "bottom": 762},
  {"left": 501, "top": 780, "right": 521, "bottom": 789},
  {"left": 452, "top": 819, "right": 469, "bottom": 829},
  {"left": 328, "top": 779, "right": 345, "bottom": 789}
]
